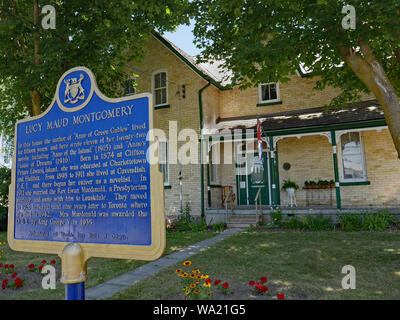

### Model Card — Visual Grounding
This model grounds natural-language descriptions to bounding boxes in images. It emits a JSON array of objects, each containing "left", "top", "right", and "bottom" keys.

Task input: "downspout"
[{"left": 199, "top": 81, "right": 211, "bottom": 218}]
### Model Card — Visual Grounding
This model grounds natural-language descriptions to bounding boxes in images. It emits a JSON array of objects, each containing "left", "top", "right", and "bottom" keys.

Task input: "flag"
[{"left": 257, "top": 118, "right": 263, "bottom": 162}]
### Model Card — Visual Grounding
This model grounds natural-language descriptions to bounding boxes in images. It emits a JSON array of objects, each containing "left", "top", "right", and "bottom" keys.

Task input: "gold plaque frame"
[{"left": 8, "top": 66, "right": 166, "bottom": 263}]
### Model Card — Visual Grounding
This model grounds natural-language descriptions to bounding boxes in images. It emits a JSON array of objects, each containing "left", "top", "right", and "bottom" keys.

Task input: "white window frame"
[
  {"left": 258, "top": 82, "right": 280, "bottom": 104},
  {"left": 159, "top": 140, "right": 170, "bottom": 186},
  {"left": 337, "top": 131, "right": 368, "bottom": 183},
  {"left": 152, "top": 70, "right": 168, "bottom": 107}
]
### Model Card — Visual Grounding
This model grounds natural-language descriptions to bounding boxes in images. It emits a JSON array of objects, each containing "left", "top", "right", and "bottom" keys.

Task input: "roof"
[
  {"left": 203, "top": 100, "right": 385, "bottom": 136},
  {"left": 152, "top": 32, "right": 234, "bottom": 88}
]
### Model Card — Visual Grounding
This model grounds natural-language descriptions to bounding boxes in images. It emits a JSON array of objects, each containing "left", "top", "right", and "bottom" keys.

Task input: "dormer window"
[{"left": 258, "top": 83, "right": 279, "bottom": 103}]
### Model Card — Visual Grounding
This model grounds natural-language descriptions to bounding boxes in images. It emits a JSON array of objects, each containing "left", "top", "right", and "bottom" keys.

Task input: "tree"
[
  {"left": 190, "top": 0, "right": 400, "bottom": 158},
  {"left": 0, "top": 0, "right": 189, "bottom": 144}
]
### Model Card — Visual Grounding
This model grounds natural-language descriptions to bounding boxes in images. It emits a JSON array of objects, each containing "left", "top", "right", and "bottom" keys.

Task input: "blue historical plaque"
[{"left": 8, "top": 67, "right": 165, "bottom": 260}]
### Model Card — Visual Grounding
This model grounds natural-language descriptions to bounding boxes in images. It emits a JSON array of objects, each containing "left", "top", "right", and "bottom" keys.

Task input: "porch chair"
[{"left": 221, "top": 185, "right": 236, "bottom": 208}]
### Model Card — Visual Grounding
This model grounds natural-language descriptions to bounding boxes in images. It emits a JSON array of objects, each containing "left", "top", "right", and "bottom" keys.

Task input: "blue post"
[{"left": 65, "top": 282, "right": 85, "bottom": 300}]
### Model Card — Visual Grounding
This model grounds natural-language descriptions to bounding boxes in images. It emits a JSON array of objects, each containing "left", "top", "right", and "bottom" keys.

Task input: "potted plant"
[
  {"left": 304, "top": 181, "right": 310, "bottom": 189},
  {"left": 310, "top": 180, "right": 317, "bottom": 189},
  {"left": 282, "top": 179, "right": 299, "bottom": 192},
  {"left": 329, "top": 180, "right": 335, "bottom": 188},
  {"left": 317, "top": 180, "right": 324, "bottom": 189}
]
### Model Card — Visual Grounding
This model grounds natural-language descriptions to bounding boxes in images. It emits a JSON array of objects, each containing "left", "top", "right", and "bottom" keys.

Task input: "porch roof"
[{"left": 206, "top": 100, "right": 385, "bottom": 136}]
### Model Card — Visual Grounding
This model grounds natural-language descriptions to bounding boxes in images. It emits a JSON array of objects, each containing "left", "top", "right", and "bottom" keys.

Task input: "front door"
[{"left": 237, "top": 151, "right": 270, "bottom": 206}]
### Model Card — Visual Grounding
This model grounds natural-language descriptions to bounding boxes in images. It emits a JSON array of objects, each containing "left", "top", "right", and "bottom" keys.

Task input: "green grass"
[
  {"left": 0, "top": 230, "right": 217, "bottom": 300},
  {"left": 111, "top": 230, "right": 400, "bottom": 300}
]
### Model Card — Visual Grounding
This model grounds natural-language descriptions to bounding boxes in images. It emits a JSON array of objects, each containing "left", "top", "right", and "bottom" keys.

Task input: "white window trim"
[
  {"left": 258, "top": 82, "right": 280, "bottom": 104},
  {"left": 152, "top": 69, "right": 168, "bottom": 107},
  {"left": 159, "top": 140, "right": 170, "bottom": 186},
  {"left": 337, "top": 131, "right": 368, "bottom": 183}
]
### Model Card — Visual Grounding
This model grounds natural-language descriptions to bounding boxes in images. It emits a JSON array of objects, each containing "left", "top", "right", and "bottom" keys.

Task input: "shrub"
[
  {"left": 361, "top": 211, "right": 394, "bottom": 231},
  {"left": 212, "top": 222, "right": 226, "bottom": 232},
  {"left": 304, "top": 215, "right": 334, "bottom": 231},
  {"left": 270, "top": 210, "right": 283, "bottom": 225},
  {"left": 282, "top": 216, "right": 304, "bottom": 230},
  {"left": 338, "top": 213, "right": 363, "bottom": 232}
]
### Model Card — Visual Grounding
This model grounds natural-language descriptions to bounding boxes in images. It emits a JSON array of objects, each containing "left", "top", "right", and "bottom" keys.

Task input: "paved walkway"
[{"left": 85, "top": 228, "right": 242, "bottom": 300}]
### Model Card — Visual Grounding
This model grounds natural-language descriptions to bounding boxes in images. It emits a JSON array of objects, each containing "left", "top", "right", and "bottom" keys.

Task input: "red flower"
[
  {"left": 222, "top": 282, "right": 229, "bottom": 289},
  {"left": 261, "top": 276, "right": 267, "bottom": 283},
  {"left": 11, "top": 272, "right": 17, "bottom": 279},
  {"left": 4, "top": 264, "right": 8, "bottom": 268},
  {"left": 51, "top": 260, "right": 56, "bottom": 265},
  {"left": 41, "top": 260, "right": 47, "bottom": 264},
  {"left": 14, "top": 278, "right": 22, "bottom": 287},
  {"left": 0, "top": 263, "right": 2, "bottom": 267},
  {"left": 2, "top": 279, "right": 7, "bottom": 284},
  {"left": 214, "top": 280, "right": 221, "bottom": 285},
  {"left": 38, "top": 265, "right": 43, "bottom": 271},
  {"left": 261, "top": 286, "right": 268, "bottom": 293},
  {"left": 205, "top": 279, "right": 213, "bottom": 284},
  {"left": 1, "top": 285, "right": 5, "bottom": 290},
  {"left": 28, "top": 264, "right": 34, "bottom": 269},
  {"left": 9, "top": 265, "right": 14, "bottom": 269},
  {"left": 277, "top": 293, "right": 285, "bottom": 300},
  {"left": 249, "top": 280, "right": 255, "bottom": 286}
]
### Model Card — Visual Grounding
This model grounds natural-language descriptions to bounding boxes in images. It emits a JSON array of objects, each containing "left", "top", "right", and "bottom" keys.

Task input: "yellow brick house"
[{"left": 127, "top": 32, "right": 400, "bottom": 224}]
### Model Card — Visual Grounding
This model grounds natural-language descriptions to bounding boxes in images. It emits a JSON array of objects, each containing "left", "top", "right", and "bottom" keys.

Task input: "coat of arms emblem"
[{"left": 64, "top": 73, "right": 85, "bottom": 104}]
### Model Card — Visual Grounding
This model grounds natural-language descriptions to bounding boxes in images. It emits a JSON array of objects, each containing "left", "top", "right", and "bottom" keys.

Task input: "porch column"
[
  {"left": 268, "top": 136, "right": 280, "bottom": 208},
  {"left": 330, "top": 130, "right": 341, "bottom": 209}
]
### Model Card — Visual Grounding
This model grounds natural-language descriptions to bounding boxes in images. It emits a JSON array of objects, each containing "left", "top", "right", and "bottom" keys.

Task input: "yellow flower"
[
  {"left": 196, "top": 281, "right": 199, "bottom": 284},
  {"left": 189, "top": 274, "right": 196, "bottom": 278},
  {"left": 185, "top": 289, "right": 191, "bottom": 295},
  {"left": 201, "top": 274, "right": 209, "bottom": 279},
  {"left": 190, "top": 283, "right": 196, "bottom": 289},
  {"left": 175, "top": 269, "right": 182, "bottom": 274},
  {"left": 181, "top": 272, "right": 188, "bottom": 278},
  {"left": 183, "top": 260, "right": 192, "bottom": 266},
  {"left": 192, "top": 269, "right": 200, "bottom": 274},
  {"left": 203, "top": 282, "right": 211, "bottom": 288},
  {"left": 182, "top": 286, "right": 188, "bottom": 291},
  {"left": 194, "top": 290, "right": 200, "bottom": 294}
]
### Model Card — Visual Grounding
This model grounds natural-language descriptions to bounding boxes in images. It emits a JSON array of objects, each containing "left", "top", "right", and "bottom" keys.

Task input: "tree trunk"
[
  {"left": 30, "top": 90, "right": 41, "bottom": 116},
  {"left": 338, "top": 44, "right": 400, "bottom": 159}
]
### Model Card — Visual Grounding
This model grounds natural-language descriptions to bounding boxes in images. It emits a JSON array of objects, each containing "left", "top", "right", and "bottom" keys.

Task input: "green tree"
[
  {"left": 0, "top": 0, "right": 189, "bottom": 144},
  {"left": 191, "top": 1, "right": 400, "bottom": 157}
]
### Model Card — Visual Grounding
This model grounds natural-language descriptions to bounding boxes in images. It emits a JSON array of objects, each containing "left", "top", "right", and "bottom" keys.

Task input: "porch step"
[{"left": 227, "top": 215, "right": 260, "bottom": 229}]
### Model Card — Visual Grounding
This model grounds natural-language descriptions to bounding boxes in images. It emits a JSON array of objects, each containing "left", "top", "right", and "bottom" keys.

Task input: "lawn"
[
  {"left": 0, "top": 230, "right": 218, "bottom": 300},
  {"left": 111, "top": 230, "right": 400, "bottom": 300}
]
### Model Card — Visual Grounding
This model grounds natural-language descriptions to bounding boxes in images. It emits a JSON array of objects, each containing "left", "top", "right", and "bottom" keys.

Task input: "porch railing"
[
  {"left": 224, "top": 189, "right": 234, "bottom": 223},
  {"left": 254, "top": 188, "right": 263, "bottom": 226}
]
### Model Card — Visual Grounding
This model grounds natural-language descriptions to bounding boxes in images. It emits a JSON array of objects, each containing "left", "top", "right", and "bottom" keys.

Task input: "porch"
[{"left": 201, "top": 100, "right": 400, "bottom": 221}]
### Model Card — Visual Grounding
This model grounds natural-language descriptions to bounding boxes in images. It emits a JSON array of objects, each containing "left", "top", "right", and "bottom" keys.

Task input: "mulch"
[{"left": 0, "top": 263, "right": 61, "bottom": 296}]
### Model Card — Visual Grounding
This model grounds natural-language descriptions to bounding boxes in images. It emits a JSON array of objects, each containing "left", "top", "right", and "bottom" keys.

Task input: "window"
[
  {"left": 210, "top": 163, "right": 219, "bottom": 185},
  {"left": 258, "top": 83, "right": 279, "bottom": 103},
  {"left": 152, "top": 71, "right": 168, "bottom": 106},
  {"left": 209, "top": 146, "right": 219, "bottom": 184},
  {"left": 123, "top": 77, "right": 136, "bottom": 95},
  {"left": 338, "top": 132, "right": 367, "bottom": 182},
  {"left": 159, "top": 141, "right": 169, "bottom": 185}
]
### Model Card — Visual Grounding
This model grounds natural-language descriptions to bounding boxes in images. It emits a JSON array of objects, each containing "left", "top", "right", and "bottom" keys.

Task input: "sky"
[{"left": 163, "top": 20, "right": 201, "bottom": 57}]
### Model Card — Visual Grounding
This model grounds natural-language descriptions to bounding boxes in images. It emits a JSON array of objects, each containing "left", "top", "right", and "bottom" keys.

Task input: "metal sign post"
[{"left": 8, "top": 67, "right": 166, "bottom": 300}]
